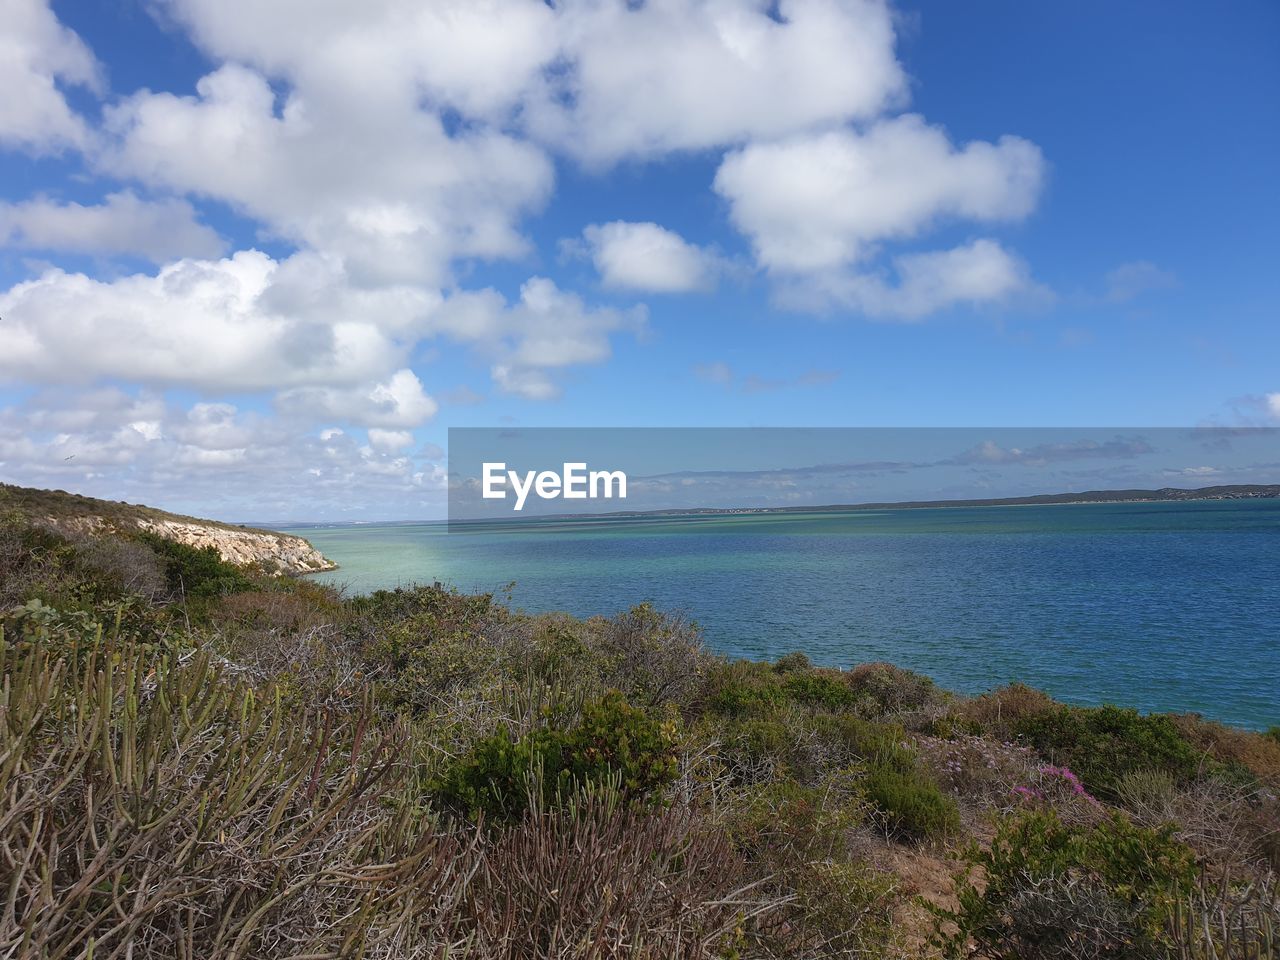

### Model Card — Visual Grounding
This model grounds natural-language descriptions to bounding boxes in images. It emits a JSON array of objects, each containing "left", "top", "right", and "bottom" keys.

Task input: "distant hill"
[
  {"left": 0, "top": 483, "right": 335, "bottom": 575},
  {"left": 539, "top": 483, "right": 1280, "bottom": 519},
  {"left": 798, "top": 483, "right": 1280, "bottom": 512}
]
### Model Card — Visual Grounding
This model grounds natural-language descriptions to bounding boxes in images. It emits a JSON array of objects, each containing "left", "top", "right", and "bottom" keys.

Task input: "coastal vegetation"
[{"left": 1, "top": 501, "right": 1278, "bottom": 958}]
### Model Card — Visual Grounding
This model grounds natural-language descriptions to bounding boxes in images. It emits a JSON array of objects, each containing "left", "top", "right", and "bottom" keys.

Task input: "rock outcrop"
[
  {"left": 42, "top": 514, "right": 336, "bottom": 575},
  {"left": 2, "top": 483, "right": 335, "bottom": 576},
  {"left": 133, "top": 519, "right": 336, "bottom": 575}
]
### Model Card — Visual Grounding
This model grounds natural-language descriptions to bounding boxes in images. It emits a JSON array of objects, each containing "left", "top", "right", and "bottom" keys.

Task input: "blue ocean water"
[{"left": 284, "top": 499, "right": 1280, "bottom": 729}]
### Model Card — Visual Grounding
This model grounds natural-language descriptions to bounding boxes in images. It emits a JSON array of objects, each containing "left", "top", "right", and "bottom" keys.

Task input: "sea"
[{"left": 283, "top": 499, "right": 1280, "bottom": 730}]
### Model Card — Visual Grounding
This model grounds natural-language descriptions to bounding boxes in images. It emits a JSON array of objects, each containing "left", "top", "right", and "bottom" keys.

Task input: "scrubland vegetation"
[{"left": 1, "top": 511, "right": 1278, "bottom": 958}]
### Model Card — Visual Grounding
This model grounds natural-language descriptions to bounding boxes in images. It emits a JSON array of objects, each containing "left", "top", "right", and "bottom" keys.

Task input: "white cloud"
[
  {"left": 433, "top": 278, "right": 646, "bottom": 399},
  {"left": 0, "top": 391, "right": 447, "bottom": 519},
  {"left": 526, "top": 0, "right": 905, "bottom": 163},
  {"left": 367, "top": 428, "right": 414, "bottom": 453},
  {"left": 1267, "top": 393, "right": 1280, "bottom": 420},
  {"left": 277, "top": 370, "right": 438, "bottom": 429},
  {"left": 0, "top": 0, "right": 1060, "bottom": 517},
  {"left": 100, "top": 63, "right": 554, "bottom": 285},
  {"left": 0, "top": 191, "right": 225, "bottom": 262},
  {"left": 0, "top": 0, "right": 101, "bottom": 152},
  {"left": 154, "top": 0, "right": 904, "bottom": 165},
  {"left": 153, "top": 0, "right": 559, "bottom": 120},
  {"left": 0, "top": 250, "right": 432, "bottom": 390},
  {"left": 581, "top": 221, "right": 720, "bottom": 293},
  {"left": 786, "top": 239, "right": 1038, "bottom": 319},
  {"left": 715, "top": 115, "right": 1044, "bottom": 274}
]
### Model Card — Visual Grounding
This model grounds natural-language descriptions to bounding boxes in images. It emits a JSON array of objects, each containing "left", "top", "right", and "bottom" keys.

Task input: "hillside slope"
[{"left": 0, "top": 483, "right": 335, "bottom": 575}]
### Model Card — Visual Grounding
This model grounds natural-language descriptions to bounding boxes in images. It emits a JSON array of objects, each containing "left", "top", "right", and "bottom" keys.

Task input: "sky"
[
  {"left": 0, "top": 0, "right": 1277, "bottom": 521},
  {"left": 447, "top": 428, "right": 1280, "bottom": 518}
]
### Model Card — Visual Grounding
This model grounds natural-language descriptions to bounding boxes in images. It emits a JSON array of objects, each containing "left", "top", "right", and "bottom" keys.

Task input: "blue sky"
[{"left": 0, "top": 0, "right": 1277, "bottom": 520}]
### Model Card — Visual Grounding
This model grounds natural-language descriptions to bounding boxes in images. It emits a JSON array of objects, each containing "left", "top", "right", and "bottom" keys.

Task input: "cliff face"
[
  {"left": 2, "top": 484, "right": 335, "bottom": 576},
  {"left": 132, "top": 519, "right": 336, "bottom": 575}
]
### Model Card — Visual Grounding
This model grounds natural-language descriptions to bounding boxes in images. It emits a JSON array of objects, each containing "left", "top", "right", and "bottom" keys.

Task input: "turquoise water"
[{"left": 284, "top": 500, "right": 1280, "bottom": 729}]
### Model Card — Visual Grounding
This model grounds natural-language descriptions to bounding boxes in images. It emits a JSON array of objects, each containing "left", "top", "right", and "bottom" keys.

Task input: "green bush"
[
  {"left": 848, "top": 661, "right": 940, "bottom": 715},
  {"left": 862, "top": 761, "right": 960, "bottom": 842},
  {"left": 782, "top": 669, "right": 857, "bottom": 710},
  {"left": 773, "top": 651, "right": 813, "bottom": 673},
  {"left": 704, "top": 660, "right": 787, "bottom": 718},
  {"left": 935, "top": 809, "right": 1197, "bottom": 959},
  {"left": 705, "top": 660, "right": 863, "bottom": 717},
  {"left": 726, "top": 778, "right": 864, "bottom": 866},
  {"left": 137, "top": 532, "right": 256, "bottom": 598},
  {"left": 1015, "top": 704, "right": 1200, "bottom": 799},
  {"left": 434, "top": 691, "right": 678, "bottom": 822},
  {"left": 589, "top": 602, "right": 708, "bottom": 708},
  {"left": 1266, "top": 726, "right": 1280, "bottom": 746}
]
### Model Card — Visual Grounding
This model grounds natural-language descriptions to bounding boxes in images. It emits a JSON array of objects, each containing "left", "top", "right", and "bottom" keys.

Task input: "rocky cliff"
[{"left": 0, "top": 484, "right": 335, "bottom": 576}]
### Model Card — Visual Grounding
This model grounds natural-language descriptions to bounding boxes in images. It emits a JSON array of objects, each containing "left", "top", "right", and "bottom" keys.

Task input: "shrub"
[
  {"left": 1172, "top": 713, "right": 1280, "bottom": 786},
  {"left": 435, "top": 691, "right": 679, "bottom": 822},
  {"left": 936, "top": 809, "right": 1197, "bottom": 958},
  {"left": 774, "top": 650, "right": 813, "bottom": 673},
  {"left": 848, "top": 661, "right": 940, "bottom": 716},
  {"left": 952, "top": 683, "right": 1056, "bottom": 739},
  {"left": 726, "top": 778, "right": 865, "bottom": 867},
  {"left": 68, "top": 530, "right": 168, "bottom": 601},
  {"left": 1015, "top": 704, "right": 1201, "bottom": 799},
  {"left": 588, "top": 602, "right": 709, "bottom": 709},
  {"left": 704, "top": 660, "right": 877, "bottom": 718},
  {"left": 782, "top": 668, "right": 858, "bottom": 710},
  {"left": 137, "top": 531, "right": 257, "bottom": 598},
  {"left": 464, "top": 795, "right": 780, "bottom": 959},
  {"left": 784, "top": 860, "right": 902, "bottom": 958},
  {"left": 916, "top": 734, "right": 1038, "bottom": 806},
  {"left": 354, "top": 585, "right": 529, "bottom": 711},
  {"left": 703, "top": 659, "right": 787, "bottom": 718},
  {"left": 862, "top": 761, "right": 960, "bottom": 842},
  {"left": 0, "top": 628, "right": 466, "bottom": 957},
  {"left": 1117, "top": 769, "right": 1280, "bottom": 870},
  {"left": 711, "top": 712, "right": 915, "bottom": 788},
  {"left": 1167, "top": 869, "right": 1280, "bottom": 958}
]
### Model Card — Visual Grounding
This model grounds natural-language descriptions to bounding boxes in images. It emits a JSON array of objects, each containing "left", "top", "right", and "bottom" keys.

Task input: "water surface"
[{"left": 285, "top": 500, "right": 1280, "bottom": 729}]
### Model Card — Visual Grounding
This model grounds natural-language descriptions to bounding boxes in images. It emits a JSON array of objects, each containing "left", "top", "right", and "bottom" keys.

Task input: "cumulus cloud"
[
  {"left": 367, "top": 428, "right": 414, "bottom": 453},
  {"left": 100, "top": 63, "right": 553, "bottom": 286},
  {"left": 0, "top": 0, "right": 1059, "bottom": 517},
  {"left": 712, "top": 115, "right": 1045, "bottom": 315},
  {"left": 277, "top": 370, "right": 438, "bottom": 429},
  {"left": 715, "top": 115, "right": 1044, "bottom": 273},
  {"left": 152, "top": 0, "right": 558, "bottom": 120},
  {"left": 580, "top": 221, "right": 721, "bottom": 293},
  {"left": 154, "top": 0, "right": 904, "bottom": 165},
  {"left": 1268, "top": 394, "right": 1280, "bottom": 420},
  {"left": 526, "top": 0, "right": 906, "bottom": 162},
  {"left": 433, "top": 278, "right": 646, "bottom": 399},
  {"left": 0, "top": 391, "right": 446, "bottom": 519},
  {"left": 0, "top": 0, "right": 100, "bottom": 152},
  {"left": 783, "top": 239, "right": 1038, "bottom": 318},
  {"left": 0, "top": 191, "right": 225, "bottom": 262},
  {"left": 0, "top": 250, "right": 431, "bottom": 390}
]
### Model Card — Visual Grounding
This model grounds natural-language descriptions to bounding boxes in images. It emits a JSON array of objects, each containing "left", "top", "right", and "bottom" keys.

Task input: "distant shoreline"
[{"left": 276, "top": 483, "right": 1280, "bottom": 527}]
